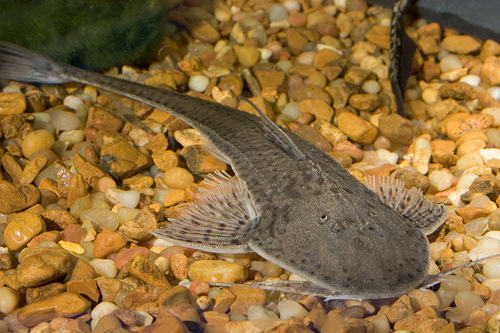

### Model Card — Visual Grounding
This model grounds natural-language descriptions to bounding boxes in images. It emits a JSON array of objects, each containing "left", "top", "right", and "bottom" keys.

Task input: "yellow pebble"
[
  {"left": 163, "top": 167, "right": 195, "bottom": 190},
  {"left": 308, "top": 71, "right": 327, "bottom": 88},
  {"left": 21, "top": 129, "right": 55, "bottom": 158},
  {"left": 58, "top": 240, "right": 85, "bottom": 255},
  {"left": 163, "top": 189, "right": 186, "bottom": 207}
]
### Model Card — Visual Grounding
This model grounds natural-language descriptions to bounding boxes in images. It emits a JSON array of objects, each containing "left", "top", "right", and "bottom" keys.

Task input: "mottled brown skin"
[{"left": 0, "top": 41, "right": 430, "bottom": 299}]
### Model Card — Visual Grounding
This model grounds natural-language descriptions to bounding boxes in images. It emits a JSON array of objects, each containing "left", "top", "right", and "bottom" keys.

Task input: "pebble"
[
  {"left": 278, "top": 299, "right": 308, "bottom": 320},
  {"left": 17, "top": 292, "right": 90, "bottom": 328},
  {"left": 0, "top": 287, "right": 19, "bottom": 315},
  {"left": 188, "top": 75, "right": 210, "bottom": 93},
  {"left": 268, "top": 4, "right": 288, "bottom": 22},
  {"left": 114, "top": 247, "right": 150, "bottom": 270},
  {"left": 80, "top": 208, "right": 120, "bottom": 230},
  {"left": 45, "top": 108, "right": 81, "bottom": 131},
  {"left": 163, "top": 167, "right": 195, "bottom": 190},
  {"left": 229, "top": 285, "right": 267, "bottom": 315},
  {"left": 188, "top": 260, "right": 248, "bottom": 283},
  {"left": 282, "top": 102, "right": 301, "bottom": 119},
  {"left": 94, "top": 229, "right": 127, "bottom": 258},
  {"left": 293, "top": 124, "right": 333, "bottom": 151},
  {"left": 442, "top": 35, "right": 482, "bottom": 54},
  {"left": 4, "top": 212, "right": 45, "bottom": 251},
  {"left": 236, "top": 46, "right": 260, "bottom": 67},
  {"left": 129, "top": 251, "right": 171, "bottom": 287},
  {"left": 429, "top": 170, "right": 453, "bottom": 191},
  {"left": 21, "top": 129, "right": 55, "bottom": 159},
  {"left": 337, "top": 112, "right": 378, "bottom": 144},
  {"left": 17, "top": 247, "right": 71, "bottom": 287},
  {"left": 89, "top": 259, "right": 117, "bottom": 278}
]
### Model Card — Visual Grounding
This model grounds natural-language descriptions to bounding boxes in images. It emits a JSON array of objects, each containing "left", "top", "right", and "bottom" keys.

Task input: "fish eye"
[{"left": 319, "top": 214, "right": 329, "bottom": 224}]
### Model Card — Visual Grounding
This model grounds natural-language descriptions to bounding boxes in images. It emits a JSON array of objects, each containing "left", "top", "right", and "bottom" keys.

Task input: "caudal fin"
[{"left": 0, "top": 41, "right": 71, "bottom": 84}]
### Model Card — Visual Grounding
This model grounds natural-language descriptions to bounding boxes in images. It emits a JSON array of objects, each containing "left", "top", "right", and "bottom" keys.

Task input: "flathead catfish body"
[{"left": 0, "top": 41, "right": 433, "bottom": 299}]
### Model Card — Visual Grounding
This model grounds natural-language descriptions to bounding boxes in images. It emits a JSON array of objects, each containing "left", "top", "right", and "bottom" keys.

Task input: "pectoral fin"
[
  {"left": 365, "top": 175, "right": 447, "bottom": 235},
  {"left": 152, "top": 171, "right": 260, "bottom": 253}
]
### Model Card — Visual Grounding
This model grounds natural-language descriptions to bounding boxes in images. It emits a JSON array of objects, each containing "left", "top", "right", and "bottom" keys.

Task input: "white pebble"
[
  {"left": 455, "top": 291, "right": 485, "bottom": 314},
  {"left": 447, "top": 189, "right": 468, "bottom": 207},
  {"left": 3, "top": 85, "right": 21, "bottom": 93},
  {"left": 0, "top": 287, "right": 19, "bottom": 315},
  {"left": 428, "top": 170, "right": 453, "bottom": 191},
  {"left": 484, "top": 258, "right": 500, "bottom": 278},
  {"left": 483, "top": 108, "right": 500, "bottom": 127},
  {"left": 247, "top": 305, "right": 279, "bottom": 322},
  {"left": 480, "top": 148, "right": 500, "bottom": 164},
  {"left": 456, "top": 152, "right": 484, "bottom": 171},
  {"left": 268, "top": 4, "right": 289, "bottom": 21},
  {"left": 483, "top": 278, "right": 500, "bottom": 292},
  {"left": 464, "top": 217, "right": 489, "bottom": 237},
  {"left": 278, "top": 300, "right": 308, "bottom": 320},
  {"left": 282, "top": 102, "right": 301, "bottom": 119},
  {"left": 421, "top": 88, "right": 439, "bottom": 104},
  {"left": 259, "top": 48, "right": 272, "bottom": 61},
  {"left": 58, "top": 129, "right": 85, "bottom": 146},
  {"left": 116, "top": 190, "right": 141, "bottom": 209},
  {"left": 45, "top": 109, "right": 81, "bottom": 131},
  {"left": 468, "top": 195, "right": 493, "bottom": 210},
  {"left": 488, "top": 129, "right": 500, "bottom": 148},
  {"left": 116, "top": 208, "right": 141, "bottom": 223},
  {"left": 89, "top": 259, "right": 117, "bottom": 278},
  {"left": 438, "top": 54, "right": 463, "bottom": 72},
  {"left": 188, "top": 75, "right": 210, "bottom": 93},
  {"left": 488, "top": 87, "right": 500, "bottom": 101},
  {"left": 414, "top": 138, "right": 432, "bottom": 152},
  {"left": 91, "top": 301, "right": 120, "bottom": 320},
  {"left": 80, "top": 208, "right": 120, "bottom": 230},
  {"left": 459, "top": 75, "right": 481, "bottom": 86},
  {"left": 441, "top": 275, "right": 471, "bottom": 291},
  {"left": 429, "top": 242, "right": 448, "bottom": 261},
  {"left": 283, "top": 0, "right": 301, "bottom": 12},
  {"left": 376, "top": 149, "right": 398, "bottom": 165},
  {"left": 64, "top": 95, "right": 84, "bottom": 110},
  {"left": 296, "top": 52, "right": 316, "bottom": 66},
  {"left": 276, "top": 60, "right": 293, "bottom": 72},
  {"left": 468, "top": 237, "right": 500, "bottom": 260},
  {"left": 456, "top": 173, "right": 479, "bottom": 191},
  {"left": 485, "top": 231, "right": 500, "bottom": 241},
  {"left": 361, "top": 80, "right": 381, "bottom": 94}
]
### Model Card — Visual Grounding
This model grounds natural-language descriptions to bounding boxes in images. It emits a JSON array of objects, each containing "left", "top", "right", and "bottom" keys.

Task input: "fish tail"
[{"left": 0, "top": 41, "right": 71, "bottom": 84}]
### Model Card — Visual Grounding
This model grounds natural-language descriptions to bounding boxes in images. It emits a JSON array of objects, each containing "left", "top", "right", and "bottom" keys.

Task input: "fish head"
[{"left": 248, "top": 163, "right": 431, "bottom": 299}]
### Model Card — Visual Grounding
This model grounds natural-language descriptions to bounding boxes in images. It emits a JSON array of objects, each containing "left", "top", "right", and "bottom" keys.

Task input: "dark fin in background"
[
  {"left": 365, "top": 176, "right": 448, "bottom": 235},
  {"left": 239, "top": 97, "right": 306, "bottom": 161},
  {"left": 151, "top": 171, "right": 259, "bottom": 253},
  {"left": 0, "top": 40, "right": 70, "bottom": 84},
  {"left": 390, "top": 0, "right": 418, "bottom": 118}
]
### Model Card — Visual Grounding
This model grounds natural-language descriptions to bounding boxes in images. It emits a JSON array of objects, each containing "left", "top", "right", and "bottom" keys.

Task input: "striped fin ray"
[
  {"left": 365, "top": 175, "right": 447, "bottom": 235},
  {"left": 152, "top": 171, "right": 260, "bottom": 253}
]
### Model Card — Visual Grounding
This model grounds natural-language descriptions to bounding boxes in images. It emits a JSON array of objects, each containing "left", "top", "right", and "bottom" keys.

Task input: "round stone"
[
  {"left": 268, "top": 4, "right": 288, "bottom": 22},
  {"left": 0, "top": 287, "right": 19, "bottom": 315},
  {"left": 21, "top": 129, "right": 55, "bottom": 158},
  {"left": 163, "top": 167, "right": 195, "bottom": 190},
  {"left": 188, "top": 75, "right": 210, "bottom": 93},
  {"left": 4, "top": 213, "right": 45, "bottom": 251}
]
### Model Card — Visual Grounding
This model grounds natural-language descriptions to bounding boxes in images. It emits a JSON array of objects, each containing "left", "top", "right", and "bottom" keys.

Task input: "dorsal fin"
[
  {"left": 239, "top": 97, "right": 306, "bottom": 160},
  {"left": 390, "top": 0, "right": 418, "bottom": 118},
  {"left": 365, "top": 175, "right": 448, "bottom": 235},
  {"left": 151, "top": 170, "right": 259, "bottom": 253}
]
